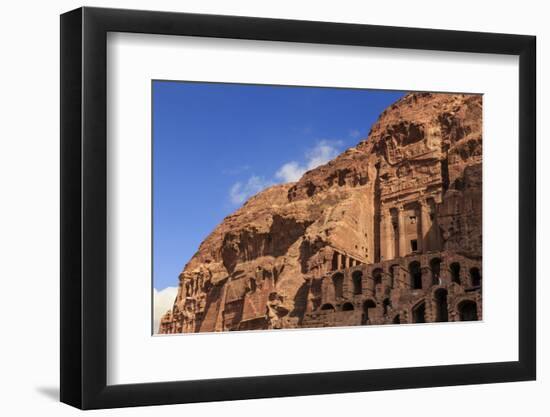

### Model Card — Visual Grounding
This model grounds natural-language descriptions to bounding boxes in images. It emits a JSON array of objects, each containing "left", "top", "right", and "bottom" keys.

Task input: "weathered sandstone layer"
[{"left": 159, "top": 92, "right": 483, "bottom": 333}]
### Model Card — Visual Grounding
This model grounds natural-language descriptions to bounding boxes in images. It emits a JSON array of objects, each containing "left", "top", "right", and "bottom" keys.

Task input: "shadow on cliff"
[
  {"left": 222, "top": 215, "right": 313, "bottom": 274},
  {"left": 288, "top": 280, "right": 310, "bottom": 325},
  {"left": 437, "top": 162, "right": 482, "bottom": 258}
]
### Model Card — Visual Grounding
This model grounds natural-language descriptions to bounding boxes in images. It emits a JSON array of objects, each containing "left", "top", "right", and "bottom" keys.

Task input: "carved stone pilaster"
[{"left": 397, "top": 205, "right": 407, "bottom": 257}]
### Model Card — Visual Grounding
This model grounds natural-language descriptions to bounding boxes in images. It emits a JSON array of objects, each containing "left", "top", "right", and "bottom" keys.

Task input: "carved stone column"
[
  {"left": 420, "top": 199, "right": 432, "bottom": 253},
  {"left": 388, "top": 211, "right": 396, "bottom": 260},
  {"left": 380, "top": 208, "right": 394, "bottom": 261},
  {"left": 397, "top": 205, "right": 407, "bottom": 256}
]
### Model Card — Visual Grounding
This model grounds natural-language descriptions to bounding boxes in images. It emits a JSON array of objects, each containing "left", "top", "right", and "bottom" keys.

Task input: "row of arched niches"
[{"left": 302, "top": 251, "right": 482, "bottom": 327}]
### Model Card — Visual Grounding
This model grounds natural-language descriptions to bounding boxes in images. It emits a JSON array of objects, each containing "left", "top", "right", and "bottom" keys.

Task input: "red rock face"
[{"left": 158, "top": 92, "right": 483, "bottom": 334}]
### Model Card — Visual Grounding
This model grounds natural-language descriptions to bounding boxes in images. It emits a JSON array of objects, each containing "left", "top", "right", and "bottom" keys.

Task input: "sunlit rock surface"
[{"left": 159, "top": 92, "right": 483, "bottom": 334}]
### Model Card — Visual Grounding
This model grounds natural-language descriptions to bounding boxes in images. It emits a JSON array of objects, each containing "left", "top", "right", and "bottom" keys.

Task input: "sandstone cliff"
[{"left": 159, "top": 92, "right": 482, "bottom": 333}]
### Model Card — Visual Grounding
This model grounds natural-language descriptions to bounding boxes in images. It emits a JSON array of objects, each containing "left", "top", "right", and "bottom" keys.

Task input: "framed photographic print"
[{"left": 60, "top": 6, "right": 536, "bottom": 409}]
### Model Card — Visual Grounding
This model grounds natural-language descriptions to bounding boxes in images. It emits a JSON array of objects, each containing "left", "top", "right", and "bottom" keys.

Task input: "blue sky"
[{"left": 153, "top": 81, "right": 405, "bottom": 291}]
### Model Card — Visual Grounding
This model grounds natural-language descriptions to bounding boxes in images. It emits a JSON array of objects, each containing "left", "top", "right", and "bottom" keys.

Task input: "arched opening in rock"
[
  {"left": 409, "top": 261, "right": 422, "bottom": 289},
  {"left": 373, "top": 268, "right": 383, "bottom": 287},
  {"left": 434, "top": 288, "right": 448, "bottom": 322},
  {"left": 392, "top": 314, "right": 400, "bottom": 324},
  {"left": 412, "top": 301, "right": 426, "bottom": 323},
  {"left": 321, "top": 303, "right": 335, "bottom": 311},
  {"left": 362, "top": 299, "right": 376, "bottom": 324},
  {"left": 450, "top": 262, "right": 461, "bottom": 284},
  {"left": 332, "top": 273, "right": 344, "bottom": 298},
  {"left": 352, "top": 271, "right": 363, "bottom": 295},
  {"left": 383, "top": 298, "right": 391, "bottom": 315},
  {"left": 458, "top": 300, "right": 478, "bottom": 321},
  {"left": 342, "top": 302, "right": 354, "bottom": 311},
  {"left": 470, "top": 267, "right": 481, "bottom": 287},
  {"left": 430, "top": 257, "right": 442, "bottom": 286}
]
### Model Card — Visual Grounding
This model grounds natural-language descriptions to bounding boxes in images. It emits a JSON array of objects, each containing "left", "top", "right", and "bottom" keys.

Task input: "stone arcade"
[
  {"left": 300, "top": 250, "right": 481, "bottom": 328},
  {"left": 159, "top": 92, "right": 483, "bottom": 334}
]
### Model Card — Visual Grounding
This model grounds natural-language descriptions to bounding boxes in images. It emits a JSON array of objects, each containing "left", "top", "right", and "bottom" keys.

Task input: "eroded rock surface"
[{"left": 159, "top": 92, "right": 483, "bottom": 334}]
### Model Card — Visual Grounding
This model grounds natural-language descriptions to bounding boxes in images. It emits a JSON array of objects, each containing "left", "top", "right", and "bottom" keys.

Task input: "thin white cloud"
[
  {"left": 275, "top": 161, "right": 305, "bottom": 183},
  {"left": 305, "top": 140, "right": 342, "bottom": 170},
  {"left": 275, "top": 140, "right": 342, "bottom": 183},
  {"left": 153, "top": 286, "right": 178, "bottom": 334},
  {"left": 228, "top": 140, "right": 343, "bottom": 204},
  {"left": 229, "top": 175, "right": 273, "bottom": 205}
]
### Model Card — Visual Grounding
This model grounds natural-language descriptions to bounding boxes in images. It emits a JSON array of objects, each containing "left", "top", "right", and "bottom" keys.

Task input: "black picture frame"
[{"left": 60, "top": 6, "right": 536, "bottom": 410}]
